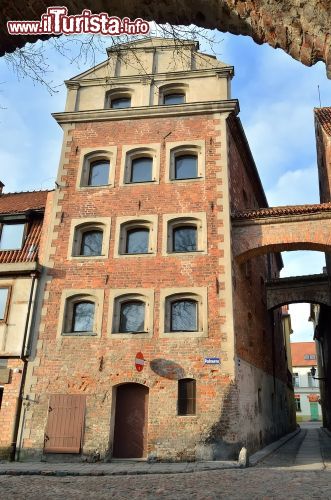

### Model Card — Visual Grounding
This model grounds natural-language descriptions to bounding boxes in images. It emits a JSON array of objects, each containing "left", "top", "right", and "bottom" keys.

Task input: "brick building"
[
  {"left": 16, "top": 38, "right": 295, "bottom": 462},
  {"left": 0, "top": 187, "right": 51, "bottom": 459},
  {"left": 291, "top": 342, "right": 321, "bottom": 422}
]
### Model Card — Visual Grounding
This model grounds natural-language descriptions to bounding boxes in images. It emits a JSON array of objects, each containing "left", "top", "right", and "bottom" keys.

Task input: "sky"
[{"left": 0, "top": 28, "right": 330, "bottom": 342}]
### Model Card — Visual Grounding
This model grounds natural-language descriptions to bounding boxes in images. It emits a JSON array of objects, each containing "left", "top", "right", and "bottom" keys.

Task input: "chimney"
[{"left": 0, "top": 181, "right": 4, "bottom": 194}]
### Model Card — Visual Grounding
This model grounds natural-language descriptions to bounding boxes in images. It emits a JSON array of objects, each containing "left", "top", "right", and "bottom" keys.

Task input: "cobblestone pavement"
[{"left": 1, "top": 425, "right": 331, "bottom": 499}]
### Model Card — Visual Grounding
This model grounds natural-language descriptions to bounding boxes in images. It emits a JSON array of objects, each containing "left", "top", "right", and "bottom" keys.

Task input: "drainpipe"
[{"left": 9, "top": 272, "right": 37, "bottom": 461}]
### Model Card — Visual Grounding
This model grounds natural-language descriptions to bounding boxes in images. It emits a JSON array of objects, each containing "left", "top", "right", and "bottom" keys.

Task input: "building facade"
[
  {"left": 291, "top": 341, "right": 322, "bottom": 422},
  {"left": 313, "top": 108, "right": 331, "bottom": 429},
  {"left": 0, "top": 187, "right": 51, "bottom": 459},
  {"left": 16, "top": 38, "right": 294, "bottom": 462}
]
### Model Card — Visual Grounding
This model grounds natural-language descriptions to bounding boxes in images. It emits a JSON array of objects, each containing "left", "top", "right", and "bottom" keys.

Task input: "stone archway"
[
  {"left": 266, "top": 274, "right": 331, "bottom": 311},
  {"left": 1, "top": 1, "right": 330, "bottom": 78},
  {"left": 232, "top": 203, "right": 331, "bottom": 264}
]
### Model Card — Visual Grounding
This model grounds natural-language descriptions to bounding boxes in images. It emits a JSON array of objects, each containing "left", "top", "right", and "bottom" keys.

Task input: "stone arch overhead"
[
  {"left": 112, "top": 379, "right": 150, "bottom": 388},
  {"left": 1, "top": 1, "right": 330, "bottom": 78},
  {"left": 232, "top": 204, "right": 331, "bottom": 264},
  {"left": 266, "top": 274, "right": 331, "bottom": 310}
]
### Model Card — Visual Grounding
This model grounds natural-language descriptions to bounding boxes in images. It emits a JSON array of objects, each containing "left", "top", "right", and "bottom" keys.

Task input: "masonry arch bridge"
[
  {"left": 232, "top": 203, "right": 331, "bottom": 264},
  {"left": 266, "top": 274, "right": 331, "bottom": 311}
]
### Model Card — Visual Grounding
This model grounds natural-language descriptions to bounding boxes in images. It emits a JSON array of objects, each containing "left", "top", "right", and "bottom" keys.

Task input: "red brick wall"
[
  {"left": 0, "top": 359, "right": 23, "bottom": 459},
  {"left": 228, "top": 126, "right": 287, "bottom": 383},
  {"left": 24, "top": 114, "right": 240, "bottom": 460}
]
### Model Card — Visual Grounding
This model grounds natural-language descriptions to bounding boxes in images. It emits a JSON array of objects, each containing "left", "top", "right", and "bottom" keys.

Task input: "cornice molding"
[
  {"left": 65, "top": 67, "right": 234, "bottom": 88},
  {"left": 52, "top": 99, "right": 240, "bottom": 125},
  {"left": 232, "top": 209, "right": 331, "bottom": 226}
]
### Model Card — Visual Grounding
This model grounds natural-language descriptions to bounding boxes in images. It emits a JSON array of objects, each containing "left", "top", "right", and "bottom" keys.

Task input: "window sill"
[
  {"left": 168, "top": 177, "right": 204, "bottom": 183},
  {"left": 62, "top": 332, "right": 98, "bottom": 337},
  {"left": 122, "top": 180, "right": 158, "bottom": 186},
  {"left": 111, "top": 331, "right": 152, "bottom": 339},
  {"left": 167, "top": 250, "right": 206, "bottom": 256},
  {"left": 70, "top": 255, "right": 107, "bottom": 260},
  {"left": 160, "top": 331, "right": 207, "bottom": 339},
  {"left": 117, "top": 252, "right": 156, "bottom": 258},
  {"left": 78, "top": 184, "right": 113, "bottom": 190}
]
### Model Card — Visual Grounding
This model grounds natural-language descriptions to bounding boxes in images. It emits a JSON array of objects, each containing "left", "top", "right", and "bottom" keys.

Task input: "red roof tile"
[
  {"left": 291, "top": 342, "right": 317, "bottom": 367},
  {"left": 233, "top": 202, "right": 331, "bottom": 220},
  {"left": 315, "top": 107, "right": 331, "bottom": 136},
  {"left": 0, "top": 190, "right": 50, "bottom": 215}
]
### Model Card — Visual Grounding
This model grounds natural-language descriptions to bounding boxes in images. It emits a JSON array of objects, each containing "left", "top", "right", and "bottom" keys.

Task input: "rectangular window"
[
  {"left": 0, "top": 223, "right": 25, "bottom": 250},
  {"left": 308, "top": 373, "right": 314, "bottom": 387},
  {"left": 0, "top": 387, "right": 4, "bottom": 410},
  {"left": 293, "top": 373, "right": 299, "bottom": 387},
  {"left": 178, "top": 379, "right": 196, "bottom": 415},
  {"left": 295, "top": 397, "right": 301, "bottom": 412},
  {"left": 0, "top": 287, "right": 10, "bottom": 321}
]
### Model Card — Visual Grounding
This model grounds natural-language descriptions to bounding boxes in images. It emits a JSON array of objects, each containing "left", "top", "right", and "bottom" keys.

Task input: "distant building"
[
  {"left": 0, "top": 186, "right": 52, "bottom": 459},
  {"left": 291, "top": 342, "right": 321, "bottom": 422}
]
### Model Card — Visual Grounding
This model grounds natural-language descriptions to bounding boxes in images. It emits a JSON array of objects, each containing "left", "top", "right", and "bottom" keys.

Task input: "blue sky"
[{"left": 0, "top": 30, "right": 330, "bottom": 341}]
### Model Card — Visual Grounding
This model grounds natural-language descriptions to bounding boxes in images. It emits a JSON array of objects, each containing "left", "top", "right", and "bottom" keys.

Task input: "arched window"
[
  {"left": 173, "top": 225, "right": 197, "bottom": 252},
  {"left": 126, "top": 228, "right": 149, "bottom": 254},
  {"left": 170, "top": 299, "right": 198, "bottom": 332},
  {"left": 105, "top": 89, "right": 133, "bottom": 109},
  {"left": 159, "top": 83, "right": 188, "bottom": 106},
  {"left": 59, "top": 291, "right": 103, "bottom": 337},
  {"left": 110, "top": 291, "right": 153, "bottom": 336},
  {"left": 88, "top": 160, "right": 110, "bottom": 186},
  {"left": 164, "top": 215, "right": 206, "bottom": 255},
  {"left": 161, "top": 289, "right": 207, "bottom": 337},
  {"left": 178, "top": 379, "right": 196, "bottom": 415},
  {"left": 174, "top": 154, "right": 197, "bottom": 180},
  {"left": 166, "top": 142, "right": 205, "bottom": 182},
  {"left": 119, "top": 300, "right": 145, "bottom": 333},
  {"left": 72, "top": 222, "right": 107, "bottom": 258},
  {"left": 118, "top": 219, "right": 155, "bottom": 256},
  {"left": 80, "top": 230, "right": 103, "bottom": 256}
]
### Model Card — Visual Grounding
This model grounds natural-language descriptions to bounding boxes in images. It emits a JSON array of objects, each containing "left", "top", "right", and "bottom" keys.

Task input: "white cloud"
[
  {"left": 281, "top": 251, "right": 325, "bottom": 342},
  {"left": 289, "top": 303, "right": 315, "bottom": 342},
  {"left": 266, "top": 166, "right": 319, "bottom": 206},
  {"left": 281, "top": 251, "right": 325, "bottom": 278}
]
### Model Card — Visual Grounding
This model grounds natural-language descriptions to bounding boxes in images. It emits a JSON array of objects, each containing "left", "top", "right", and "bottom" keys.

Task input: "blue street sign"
[{"left": 204, "top": 357, "right": 220, "bottom": 365}]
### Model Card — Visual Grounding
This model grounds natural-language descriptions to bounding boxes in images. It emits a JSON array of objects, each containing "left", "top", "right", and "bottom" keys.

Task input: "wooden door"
[
  {"left": 44, "top": 394, "right": 86, "bottom": 453},
  {"left": 112, "top": 383, "right": 148, "bottom": 458}
]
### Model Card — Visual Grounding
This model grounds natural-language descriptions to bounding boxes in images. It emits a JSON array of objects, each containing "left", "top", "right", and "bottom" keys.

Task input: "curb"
[
  {"left": 0, "top": 461, "right": 240, "bottom": 477},
  {"left": 249, "top": 427, "right": 301, "bottom": 467},
  {"left": 321, "top": 427, "right": 331, "bottom": 439}
]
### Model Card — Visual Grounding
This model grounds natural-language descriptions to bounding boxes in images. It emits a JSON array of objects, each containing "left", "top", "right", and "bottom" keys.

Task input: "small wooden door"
[
  {"left": 44, "top": 394, "right": 86, "bottom": 453},
  {"left": 310, "top": 402, "right": 319, "bottom": 421},
  {"left": 112, "top": 383, "right": 148, "bottom": 458}
]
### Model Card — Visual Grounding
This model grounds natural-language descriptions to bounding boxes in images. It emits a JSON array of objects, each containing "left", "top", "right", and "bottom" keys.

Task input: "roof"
[
  {"left": 315, "top": 107, "right": 331, "bottom": 136},
  {"left": 291, "top": 342, "right": 317, "bottom": 367},
  {"left": 233, "top": 202, "right": 331, "bottom": 220},
  {"left": 0, "top": 190, "right": 50, "bottom": 215},
  {"left": 0, "top": 220, "right": 42, "bottom": 264}
]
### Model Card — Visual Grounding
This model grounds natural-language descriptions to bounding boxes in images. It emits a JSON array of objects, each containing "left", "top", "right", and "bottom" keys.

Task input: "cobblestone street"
[{"left": 1, "top": 423, "right": 331, "bottom": 499}]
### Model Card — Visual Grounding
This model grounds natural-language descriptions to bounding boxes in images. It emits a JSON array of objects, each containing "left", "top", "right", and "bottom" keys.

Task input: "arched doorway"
[{"left": 112, "top": 383, "right": 149, "bottom": 459}]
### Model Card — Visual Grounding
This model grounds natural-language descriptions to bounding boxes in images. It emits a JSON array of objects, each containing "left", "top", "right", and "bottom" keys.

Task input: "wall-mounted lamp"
[{"left": 310, "top": 366, "right": 327, "bottom": 381}]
